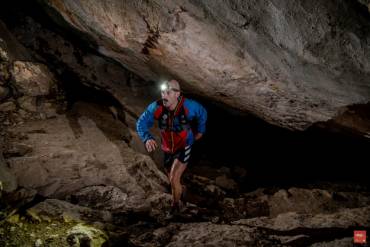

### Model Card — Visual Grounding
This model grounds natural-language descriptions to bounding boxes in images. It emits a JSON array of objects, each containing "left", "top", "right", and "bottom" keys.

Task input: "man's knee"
[
  {"left": 169, "top": 170, "right": 177, "bottom": 185},
  {"left": 169, "top": 174, "right": 176, "bottom": 185},
  {"left": 169, "top": 171, "right": 180, "bottom": 184},
  {"left": 170, "top": 159, "right": 186, "bottom": 178}
]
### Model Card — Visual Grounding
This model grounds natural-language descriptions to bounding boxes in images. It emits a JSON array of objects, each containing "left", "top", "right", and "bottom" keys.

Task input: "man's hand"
[
  {"left": 195, "top": 133, "right": 203, "bottom": 141},
  {"left": 145, "top": 139, "right": 158, "bottom": 152}
]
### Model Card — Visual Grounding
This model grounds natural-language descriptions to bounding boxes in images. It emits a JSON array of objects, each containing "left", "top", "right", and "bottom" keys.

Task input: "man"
[{"left": 136, "top": 79, "right": 207, "bottom": 215}]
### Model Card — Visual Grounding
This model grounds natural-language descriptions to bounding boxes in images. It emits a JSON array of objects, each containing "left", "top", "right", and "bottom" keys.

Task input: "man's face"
[{"left": 161, "top": 84, "right": 180, "bottom": 109}]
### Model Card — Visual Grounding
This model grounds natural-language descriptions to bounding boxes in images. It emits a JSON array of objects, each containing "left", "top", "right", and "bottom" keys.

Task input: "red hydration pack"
[{"left": 154, "top": 96, "right": 190, "bottom": 153}]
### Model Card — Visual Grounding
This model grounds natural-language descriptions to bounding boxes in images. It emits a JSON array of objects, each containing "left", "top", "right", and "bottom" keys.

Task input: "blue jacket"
[{"left": 136, "top": 96, "right": 207, "bottom": 153}]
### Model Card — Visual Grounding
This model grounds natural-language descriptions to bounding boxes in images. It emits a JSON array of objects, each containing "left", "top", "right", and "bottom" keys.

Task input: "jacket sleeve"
[
  {"left": 189, "top": 99, "right": 207, "bottom": 134},
  {"left": 136, "top": 101, "right": 157, "bottom": 143}
]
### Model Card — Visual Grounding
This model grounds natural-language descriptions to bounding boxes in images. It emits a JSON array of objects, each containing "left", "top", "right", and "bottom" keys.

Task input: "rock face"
[
  {"left": 234, "top": 206, "right": 370, "bottom": 231},
  {"left": 0, "top": 86, "right": 9, "bottom": 101},
  {"left": 0, "top": 19, "right": 60, "bottom": 128},
  {"left": 136, "top": 206, "right": 370, "bottom": 246},
  {"left": 10, "top": 61, "right": 55, "bottom": 97},
  {"left": 7, "top": 14, "right": 156, "bottom": 125},
  {"left": 5, "top": 102, "right": 169, "bottom": 215},
  {"left": 41, "top": 0, "right": 370, "bottom": 130},
  {"left": 0, "top": 151, "right": 17, "bottom": 193},
  {"left": 27, "top": 199, "right": 112, "bottom": 223}
]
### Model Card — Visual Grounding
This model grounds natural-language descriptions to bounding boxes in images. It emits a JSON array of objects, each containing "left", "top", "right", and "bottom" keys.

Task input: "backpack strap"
[
  {"left": 154, "top": 97, "right": 190, "bottom": 131},
  {"left": 174, "top": 96, "right": 191, "bottom": 131},
  {"left": 154, "top": 99, "right": 164, "bottom": 120}
]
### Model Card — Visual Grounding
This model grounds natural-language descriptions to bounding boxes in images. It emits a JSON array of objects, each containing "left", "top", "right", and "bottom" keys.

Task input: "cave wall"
[{"left": 38, "top": 0, "right": 370, "bottom": 131}]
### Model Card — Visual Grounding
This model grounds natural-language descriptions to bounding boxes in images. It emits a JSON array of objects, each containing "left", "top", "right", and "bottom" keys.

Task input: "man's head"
[{"left": 161, "top": 79, "right": 181, "bottom": 110}]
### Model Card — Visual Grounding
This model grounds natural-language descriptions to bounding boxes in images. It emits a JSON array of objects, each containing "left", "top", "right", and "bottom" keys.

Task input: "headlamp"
[
  {"left": 160, "top": 82, "right": 168, "bottom": 91},
  {"left": 159, "top": 80, "right": 180, "bottom": 93}
]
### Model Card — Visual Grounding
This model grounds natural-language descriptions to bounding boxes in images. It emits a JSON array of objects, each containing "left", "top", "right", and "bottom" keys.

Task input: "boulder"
[
  {"left": 215, "top": 175, "right": 237, "bottom": 191},
  {"left": 6, "top": 102, "right": 169, "bottom": 215},
  {"left": 66, "top": 223, "right": 107, "bottom": 247},
  {"left": 0, "top": 151, "right": 17, "bottom": 193},
  {"left": 233, "top": 206, "right": 370, "bottom": 231},
  {"left": 27, "top": 199, "right": 111, "bottom": 223},
  {"left": 11, "top": 61, "right": 55, "bottom": 97},
  {"left": 0, "top": 20, "right": 31, "bottom": 62},
  {"left": 0, "top": 101, "right": 16, "bottom": 112},
  {"left": 17, "top": 96, "right": 37, "bottom": 112},
  {"left": 268, "top": 187, "right": 370, "bottom": 216},
  {"left": 166, "top": 222, "right": 254, "bottom": 247},
  {"left": 0, "top": 86, "right": 9, "bottom": 101}
]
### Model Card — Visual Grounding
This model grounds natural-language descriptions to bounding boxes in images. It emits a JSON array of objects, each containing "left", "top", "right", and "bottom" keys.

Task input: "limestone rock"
[
  {"left": 0, "top": 20, "right": 31, "bottom": 62},
  {"left": 9, "top": 16, "right": 151, "bottom": 120},
  {"left": 0, "top": 151, "right": 17, "bottom": 193},
  {"left": 0, "top": 63, "right": 10, "bottom": 84},
  {"left": 71, "top": 186, "right": 129, "bottom": 211},
  {"left": 215, "top": 175, "right": 237, "bottom": 191},
  {"left": 310, "top": 237, "right": 353, "bottom": 247},
  {"left": 233, "top": 206, "right": 370, "bottom": 231},
  {"left": 37, "top": 101, "right": 57, "bottom": 119},
  {"left": 27, "top": 199, "right": 112, "bottom": 223},
  {"left": 0, "top": 34, "right": 9, "bottom": 63},
  {"left": 220, "top": 206, "right": 370, "bottom": 246},
  {"left": 0, "top": 101, "right": 16, "bottom": 112},
  {"left": 220, "top": 196, "right": 270, "bottom": 221},
  {"left": 166, "top": 223, "right": 255, "bottom": 246},
  {"left": 3, "top": 142, "right": 33, "bottom": 158},
  {"left": 17, "top": 96, "right": 37, "bottom": 112},
  {"left": 66, "top": 223, "right": 107, "bottom": 247},
  {"left": 268, "top": 187, "right": 370, "bottom": 217},
  {"left": 0, "top": 46, "right": 8, "bottom": 62},
  {"left": 0, "top": 86, "right": 9, "bottom": 101},
  {"left": 11, "top": 61, "right": 54, "bottom": 97},
  {"left": 41, "top": 0, "right": 370, "bottom": 131},
  {"left": 6, "top": 102, "right": 168, "bottom": 214},
  {"left": 4, "top": 187, "right": 37, "bottom": 208}
]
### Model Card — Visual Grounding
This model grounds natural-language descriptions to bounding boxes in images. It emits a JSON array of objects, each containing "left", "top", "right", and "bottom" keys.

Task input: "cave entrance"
[{"left": 186, "top": 96, "right": 370, "bottom": 193}]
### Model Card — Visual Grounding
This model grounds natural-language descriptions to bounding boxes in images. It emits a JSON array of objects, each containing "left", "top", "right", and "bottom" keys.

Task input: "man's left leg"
[{"left": 169, "top": 159, "right": 187, "bottom": 208}]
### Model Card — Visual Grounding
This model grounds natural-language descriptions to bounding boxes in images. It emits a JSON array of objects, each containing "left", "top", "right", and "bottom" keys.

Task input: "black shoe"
[{"left": 165, "top": 203, "right": 180, "bottom": 219}]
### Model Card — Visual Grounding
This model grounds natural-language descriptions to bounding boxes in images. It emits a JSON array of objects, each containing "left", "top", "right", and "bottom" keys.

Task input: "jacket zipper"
[
  {"left": 169, "top": 97, "right": 182, "bottom": 153},
  {"left": 170, "top": 112, "right": 174, "bottom": 153}
]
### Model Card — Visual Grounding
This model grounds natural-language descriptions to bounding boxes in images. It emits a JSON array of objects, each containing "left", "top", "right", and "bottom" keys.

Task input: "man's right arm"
[{"left": 136, "top": 102, "right": 157, "bottom": 144}]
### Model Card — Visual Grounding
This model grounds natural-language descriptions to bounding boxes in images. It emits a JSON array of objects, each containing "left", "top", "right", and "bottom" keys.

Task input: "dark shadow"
[{"left": 186, "top": 94, "right": 370, "bottom": 192}]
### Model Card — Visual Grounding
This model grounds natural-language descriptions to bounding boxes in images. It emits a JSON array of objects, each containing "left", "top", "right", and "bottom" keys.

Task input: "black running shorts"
[{"left": 164, "top": 145, "right": 192, "bottom": 169}]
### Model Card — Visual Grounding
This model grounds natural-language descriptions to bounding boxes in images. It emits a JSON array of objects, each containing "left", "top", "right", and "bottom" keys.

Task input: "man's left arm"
[{"left": 193, "top": 101, "right": 207, "bottom": 141}]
